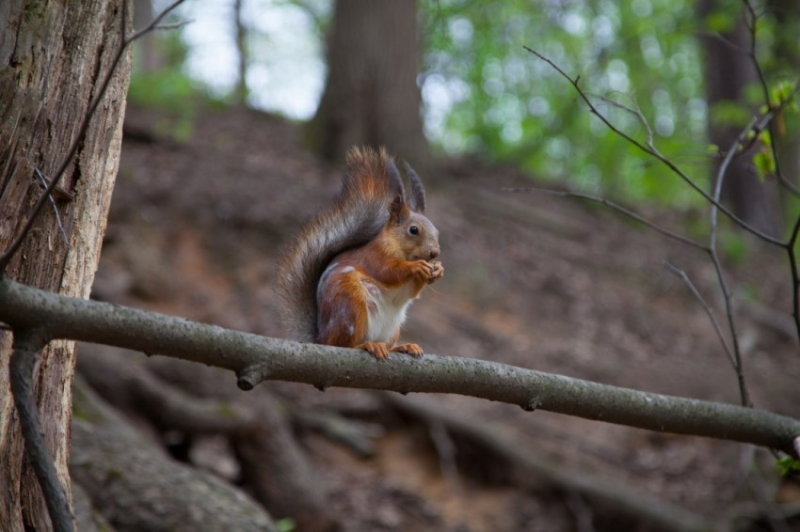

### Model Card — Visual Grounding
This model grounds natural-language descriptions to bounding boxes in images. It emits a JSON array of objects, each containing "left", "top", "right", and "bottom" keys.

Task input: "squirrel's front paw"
[
  {"left": 409, "top": 260, "right": 434, "bottom": 282},
  {"left": 428, "top": 261, "right": 444, "bottom": 284}
]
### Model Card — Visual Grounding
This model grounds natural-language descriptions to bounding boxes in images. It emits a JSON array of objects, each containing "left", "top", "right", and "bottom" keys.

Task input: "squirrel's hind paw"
[
  {"left": 391, "top": 343, "right": 424, "bottom": 357},
  {"left": 358, "top": 341, "right": 390, "bottom": 360}
]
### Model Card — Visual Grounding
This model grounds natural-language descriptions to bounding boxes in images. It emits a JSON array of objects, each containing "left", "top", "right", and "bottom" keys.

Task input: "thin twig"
[
  {"left": 0, "top": 0, "right": 187, "bottom": 273},
  {"left": 33, "top": 169, "right": 69, "bottom": 249},
  {"left": 701, "top": 31, "right": 751, "bottom": 56},
  {"left": 524, "top": 45, "right": 786, "bottom": 247},
  {"left": 742, "top": 0, "right": 800, "bottom": 197},
  {"left": 665, "top": 263, "right": 735, "bottom": 369},
  {"left": 584, "top": 91, "right": 655, "bottom": 150},
  {"left": 709, "top": 115, "right": 758, "bottom": 407},
  {"left": 9, "top": 328, "right": 71, "bottom": 532},
  {"left": 787, "top": 217, "right": 800, "bottom": 344},
  {"left": 504, "top": 186, "right": 709, "bottom": 251}
]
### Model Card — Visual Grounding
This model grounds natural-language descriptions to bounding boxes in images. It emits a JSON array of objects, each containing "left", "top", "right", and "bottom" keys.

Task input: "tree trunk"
[
  {"left": 234, "top": 0, "right": 249, "bottom": 105},
  {"left": 698, "top": 0, "right": 781, "bottom": 236},
  {"left": 308, "top": 0, "right": 431, "bottom": 173},
  {"left": 133, "top": 0, "right": 163, "bottom": 72},
  {"left": 0, "top": 1, "right": 131, "bottom": 530}
]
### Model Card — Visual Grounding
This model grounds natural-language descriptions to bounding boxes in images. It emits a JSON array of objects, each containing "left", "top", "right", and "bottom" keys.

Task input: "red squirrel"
[{"left": 277, "top": 147, "right": 443, "bottom": 359}]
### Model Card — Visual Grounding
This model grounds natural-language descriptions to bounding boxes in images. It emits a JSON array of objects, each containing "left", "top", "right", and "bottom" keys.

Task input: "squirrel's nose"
[{"left": 429, "top": 249, "right": 440, "bottom": 260}]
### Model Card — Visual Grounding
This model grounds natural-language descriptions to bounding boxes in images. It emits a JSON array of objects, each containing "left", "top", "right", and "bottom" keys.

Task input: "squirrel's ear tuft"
[
  {"left": 385, "top": 154, "right": 406, "bottom": 200},
  {"left": 403, "top": 161, "right": 426, "bottom": 213},
  {"left": 389, "top": 193, "right": 409, "bottom": 224}
]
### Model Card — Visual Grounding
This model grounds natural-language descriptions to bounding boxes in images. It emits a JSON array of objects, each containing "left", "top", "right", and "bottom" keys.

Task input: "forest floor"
[{"left": 84, "top": 103, "right": 800, "bottom": 531}]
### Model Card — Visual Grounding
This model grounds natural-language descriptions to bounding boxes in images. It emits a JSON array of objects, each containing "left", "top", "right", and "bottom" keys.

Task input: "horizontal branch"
[{"left": 1, "top": 275, "right": 799, "bottom": 455}]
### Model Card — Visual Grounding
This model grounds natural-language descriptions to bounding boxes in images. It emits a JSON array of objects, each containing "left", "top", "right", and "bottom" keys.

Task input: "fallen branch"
[{"left": 3, "top": 276, "right": 800, "bottom": 456}]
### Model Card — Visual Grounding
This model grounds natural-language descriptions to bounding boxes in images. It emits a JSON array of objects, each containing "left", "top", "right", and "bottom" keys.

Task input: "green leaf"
[
  {"left": 276, "top": 518, "right": 297, "bottom": 532},
  {"left": 759, "top": 130, "right": 772, "bottom": 147},
  {"left": 753, "top": 150, "right": 775, "bottom": 181},
  {"left": 777, "top": 457, "right": 800, "bottom": 477},
  {"left": 705, "top": 12, "right": 735, "bottom": 33}
]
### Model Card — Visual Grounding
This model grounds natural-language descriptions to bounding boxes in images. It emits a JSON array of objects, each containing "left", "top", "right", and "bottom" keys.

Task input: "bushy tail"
[{"left": 276, "top": 147, "right": 403, "bottom": 342}]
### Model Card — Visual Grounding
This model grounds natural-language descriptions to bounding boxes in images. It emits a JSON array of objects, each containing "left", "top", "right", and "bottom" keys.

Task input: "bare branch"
[
  {"left": 10, "top": 328, "right": 73, "bottom": 532},
  {"left": 707, "top": 115, "right": 759, "bottom": 406},
  {"left": 665, "top": 263, "right": 735, "bottom": 368},
  {"left": 584, "top": 91, "right": 656, "bottom": 150},
  {"left": 1, "top": 275, "right": 799, "bottom": 455},
  {"left": 504, "top": 186, "right": 709, "bottom": 251},
  {"left": 788, "top": 216, "right": 800, "bottom": 343},
  {"left": 0, "top": 0, "right": 187, "bottom": 272},
  {"left": 523, "top": 46, "right": 786, "bottom": 246},
  {"left": 33, "top": 169, "right": 69, "bottom": 249}
]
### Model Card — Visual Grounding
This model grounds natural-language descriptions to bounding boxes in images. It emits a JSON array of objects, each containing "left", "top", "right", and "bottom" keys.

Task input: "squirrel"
[{"left": 277, "top": 146, "right": 443, "bottom": 359}]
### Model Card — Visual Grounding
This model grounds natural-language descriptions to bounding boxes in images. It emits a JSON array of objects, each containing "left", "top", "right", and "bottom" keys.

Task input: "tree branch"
[
  {"left": 707, "top": 114, "right": 758, "bottom": 406},
  {"left": 665, "top": 263, "right": 735, "bottom": 368},
  {"left": 2, "top": 275, "right": 799, "bottom": 455},
  {"left": 503, "top": 186, "right": 709, "bottom": 251},
  {"left": 10, "top": 328, "right": 74, "bottom": 532}
]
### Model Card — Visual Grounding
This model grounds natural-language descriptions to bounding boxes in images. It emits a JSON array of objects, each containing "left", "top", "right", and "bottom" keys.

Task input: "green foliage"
[
  {"left": 128, "top": 70, "right": 210, "bottom": 141},
  {"left": 420, "top": 0, "right": 800, "bottom": 219},
  {"left": 776, "top": 456, "right": 800, "bottom": 477},
  {"left": 752, "top": 147, "right": 775, "bottom": 181},
  {"left": 421, "top": 0, "right": 709, "bottom": 206},
  {"left": 771, "top": 80, "right": 799, "bottom": 112},
  {"left": 276, "top": 518, "right": 297, "bottom": 532},
  {"left": 128, "top": 32, "right": 226, "bottom": 141}
]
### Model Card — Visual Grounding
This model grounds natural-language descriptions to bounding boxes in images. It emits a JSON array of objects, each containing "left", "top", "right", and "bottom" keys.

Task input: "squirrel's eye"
[{"left": 409, "top": 225, "right": 419, "bottom": 236}]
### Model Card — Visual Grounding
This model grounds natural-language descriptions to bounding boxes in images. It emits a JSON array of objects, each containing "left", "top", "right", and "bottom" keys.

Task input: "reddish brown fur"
[
  {"left": 279, "top": 146, "right": 443, "bottom": 359},
  {"left": 316, "top": 178, "right": 442, "bottom": 358}
]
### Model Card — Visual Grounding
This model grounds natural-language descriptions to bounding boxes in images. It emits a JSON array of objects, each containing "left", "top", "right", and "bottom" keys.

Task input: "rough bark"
[
  {"left": 70, "top": 377, "right": 278, "bottom": 532},
  {"left": 308, "top": 0, "right": 431, "bottom": 173},
  {"left": 698, "top": 0, "right": 781, "bottom": 236},
  {"left": 0, "top": 1, "right": 131, "bottom": 530}
]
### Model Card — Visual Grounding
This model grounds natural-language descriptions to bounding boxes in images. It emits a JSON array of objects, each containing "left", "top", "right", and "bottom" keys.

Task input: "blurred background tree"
[{"left": 132, "top": 0, "right": 799, "bottom": 223}]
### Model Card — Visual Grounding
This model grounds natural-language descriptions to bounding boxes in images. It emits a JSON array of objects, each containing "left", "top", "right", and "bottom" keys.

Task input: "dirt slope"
[{"left": 90, "top": 104, "right": 800, "bottom": 530}]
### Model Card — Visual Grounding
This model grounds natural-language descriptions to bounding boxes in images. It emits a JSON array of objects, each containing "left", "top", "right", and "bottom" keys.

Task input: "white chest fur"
[{"left": 362, "top": 279, "right": 417, "bottom": 343}]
